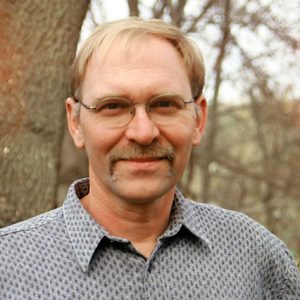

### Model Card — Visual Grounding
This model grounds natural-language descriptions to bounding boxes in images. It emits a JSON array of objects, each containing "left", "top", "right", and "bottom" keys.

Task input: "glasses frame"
[
  {"left": 74, "top": 94, "right": 195, "bottom": 110},
  {"left": 73, "top": 94, "right": 196, "bottom": 126}
]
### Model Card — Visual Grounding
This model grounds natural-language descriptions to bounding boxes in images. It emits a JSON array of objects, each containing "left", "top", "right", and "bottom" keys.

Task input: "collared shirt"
[{"left": 0, "top": 178, "right": 299, "bottom": 300}]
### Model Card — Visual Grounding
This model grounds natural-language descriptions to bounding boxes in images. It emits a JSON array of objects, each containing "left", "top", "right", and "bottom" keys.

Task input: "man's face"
[{"left": 67, "top": 36, "right": 206, "bottom": 204}]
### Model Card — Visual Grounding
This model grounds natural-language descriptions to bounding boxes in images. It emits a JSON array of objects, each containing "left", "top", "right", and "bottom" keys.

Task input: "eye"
[
  {"left": 149, "top": 96, "right": 185, "bottom": 113},
  {"left": 95, "top": 98, "right": 131, "bottom": 115},
  {"left": 155, "top": 100, "right": 174, "bottom": 107},
  {"left": 104, "top": 102, "right": 122, "bottom": 110}
]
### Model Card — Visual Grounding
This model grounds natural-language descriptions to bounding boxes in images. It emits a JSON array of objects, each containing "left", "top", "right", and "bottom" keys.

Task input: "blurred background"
[{"left": 1, "top": 0, "right": 299, "bottom": 265}]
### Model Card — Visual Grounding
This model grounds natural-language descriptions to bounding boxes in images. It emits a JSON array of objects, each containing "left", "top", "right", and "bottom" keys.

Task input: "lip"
[
  {"left": 123, "top": 157, "right": 164, "bottom": 162},
  {"left": 117, "top": 157, "right": 167, "bottom": 171}
]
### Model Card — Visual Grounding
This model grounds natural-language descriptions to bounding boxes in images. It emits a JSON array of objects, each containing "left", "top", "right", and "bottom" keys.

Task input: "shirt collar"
[
  {"left": 63, "top": 179, "right": 211, "bottom": 273},
  {"left": 63, "top": 178, "right": 106, "bottom": 273},
  {"left": 163, "top": 188, "right": 212, "bottom": 249}
]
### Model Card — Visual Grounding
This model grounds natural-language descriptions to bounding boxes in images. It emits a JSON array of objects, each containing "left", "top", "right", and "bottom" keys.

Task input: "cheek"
[
  {"left": 163, "top": 120, "right": 196, "bottom": 144},
  {"left": 81, "top": 124, "right": 122, "bottom": 160},
  {"left": 161, "top": 125, "right": 195, "bottom": 160}
]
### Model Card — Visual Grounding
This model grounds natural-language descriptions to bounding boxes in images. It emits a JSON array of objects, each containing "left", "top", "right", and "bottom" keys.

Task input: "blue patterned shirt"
[{"left": 0, "top": 178, "right": 299, "bottom": 299}]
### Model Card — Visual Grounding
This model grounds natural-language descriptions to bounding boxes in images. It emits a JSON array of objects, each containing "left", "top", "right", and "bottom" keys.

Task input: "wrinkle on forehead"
[
  {"left": 93, "top": 34, "right": 185, "bottom": 69},
  {"left": 82, "top": 36, "right": 192, "bottom": 102}
]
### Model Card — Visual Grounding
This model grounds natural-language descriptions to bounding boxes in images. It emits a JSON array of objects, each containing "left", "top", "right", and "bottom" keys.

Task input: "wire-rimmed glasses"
[{"left": 73, "top": 93, "right": 196, "bottom": 128}]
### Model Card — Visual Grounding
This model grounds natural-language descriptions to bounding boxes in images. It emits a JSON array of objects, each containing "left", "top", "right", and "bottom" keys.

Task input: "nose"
[{"left": 125, "top": 106, "right": 160, "bottom": 145}]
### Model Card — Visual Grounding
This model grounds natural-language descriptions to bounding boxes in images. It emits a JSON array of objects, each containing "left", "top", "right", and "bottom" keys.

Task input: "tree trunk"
[
  {"left": 127, "top": 0, "right": 139, "bottom": 16},
  {"left": 0, "top": 0, "right": 89, "bottom": 226},
  {"left": 201, "top": 0, "right": 231, "bottom": 203}
]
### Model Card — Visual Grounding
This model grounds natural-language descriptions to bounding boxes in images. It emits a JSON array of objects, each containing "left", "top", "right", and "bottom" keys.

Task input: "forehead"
[
  {"left": 81, "top": 36, "right": 192, "bottom": 99},
  {"left": 93, "top": 34, "right": 184, "bottom": 70}
]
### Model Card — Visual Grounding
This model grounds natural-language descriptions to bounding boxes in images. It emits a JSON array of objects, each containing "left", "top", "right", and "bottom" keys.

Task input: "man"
[{"left": 0, "top": 18, "right": 299, "bottom": 299}]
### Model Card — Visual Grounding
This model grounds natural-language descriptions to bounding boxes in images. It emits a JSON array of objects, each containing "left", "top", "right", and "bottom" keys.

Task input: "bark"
[
  {"left": 186, "top": 0, "right": 216, "bottom": 33},
  {"left": 165, "top": 0, "right": 187, "bottom": 27},
  {"left": 152, "top": 0, "right": 167, "bottom": 19},
  {"left": 127, "top": 0, "right": 140, "bottom": 16},
  {"left": 0, "top": 0, "right": 89, "bottom": 226}
]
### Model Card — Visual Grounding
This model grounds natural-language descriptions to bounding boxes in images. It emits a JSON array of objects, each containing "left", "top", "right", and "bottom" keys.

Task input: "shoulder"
[
  {"left": 183, "top": 198, "right": 291, "bottom": 253},
  {"left": 185, "top": 199, "right": 300, "bottom": 296},
  {"left": 183, "top": 198, "right": 256, "bottom": 229},
  {"left": 185, "top": 199, "right": 264, "bottom": 230},
  {"left": 185, "top": 199, "right": 299, "bottom": 280},
  {"left": 0, "top": 207, "right": 68, "bottom": 270},
  {"left": 0, "top": 207, "right": 64, "bottom": 238}
]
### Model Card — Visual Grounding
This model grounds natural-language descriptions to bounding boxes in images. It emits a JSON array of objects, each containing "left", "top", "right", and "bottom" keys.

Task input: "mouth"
[
  {"left": 114, "top": 157, "right": 170, "bottom": 176},
  {"left": 110, "top": 143, "right": 175, "bottom": 164},
  {"left": 109, "top": 142, "right": 175, "bottom": 177},
  {"left": 120, "top": 157, "right": 166, "bottom": 162}
]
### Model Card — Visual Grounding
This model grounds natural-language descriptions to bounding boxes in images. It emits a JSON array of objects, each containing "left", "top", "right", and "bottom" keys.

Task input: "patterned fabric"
[{"left": 0, "top": 178, "right": 299, "bottom": 300}]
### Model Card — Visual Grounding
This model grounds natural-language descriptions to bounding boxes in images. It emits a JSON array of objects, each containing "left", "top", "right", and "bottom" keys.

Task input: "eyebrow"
[{"left": 90, "top": 92, "right": 186, "bottom": 103}]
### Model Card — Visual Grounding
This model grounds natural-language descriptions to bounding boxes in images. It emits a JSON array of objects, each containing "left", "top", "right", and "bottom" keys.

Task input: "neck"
[{"left": 81, "top": 186, "right": 175, "bottom": 258}]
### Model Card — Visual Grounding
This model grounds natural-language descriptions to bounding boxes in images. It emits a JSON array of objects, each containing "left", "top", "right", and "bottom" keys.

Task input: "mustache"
[{"left": 110, "top": 143, "right": 175, "bottom": 163}]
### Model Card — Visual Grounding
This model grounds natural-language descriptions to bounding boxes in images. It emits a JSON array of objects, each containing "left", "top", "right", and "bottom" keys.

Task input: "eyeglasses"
[{"left": 74, "top": 93, "right": 195, "bottom": 128}]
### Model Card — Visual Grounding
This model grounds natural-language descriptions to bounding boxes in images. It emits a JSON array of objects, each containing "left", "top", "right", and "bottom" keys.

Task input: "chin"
[{"left": 109, "top": 180, "right": 176, "bottom": 205}]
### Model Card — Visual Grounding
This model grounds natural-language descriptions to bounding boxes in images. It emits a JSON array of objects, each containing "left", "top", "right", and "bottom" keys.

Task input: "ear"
[
  {"left": 192, "top": 94, "right": 207, "bottom": 146},
  {"left": 66, "top": 97, "right": 85, "bottom": 149}
]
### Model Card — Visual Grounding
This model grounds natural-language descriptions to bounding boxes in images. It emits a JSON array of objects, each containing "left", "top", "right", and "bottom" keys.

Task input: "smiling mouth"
[
  {"left": 109, "top": 149, "right": 176, "bottom": 178},
  {"left": 114, "top": 157, "right": 170, "bottom": 176},
  {"left": 120, "top": 157, "right": 166, "bottom": 162},
  {"left": 110, "top": 144, "right": 175, "bottom": 164},
  {"left": 109, "top": 143, "right": 175, "bottom": 177}
]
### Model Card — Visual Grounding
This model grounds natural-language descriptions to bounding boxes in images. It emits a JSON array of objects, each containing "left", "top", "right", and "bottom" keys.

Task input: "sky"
[{"left": 79, "top": 0, "right": 300, "bottom": 104}]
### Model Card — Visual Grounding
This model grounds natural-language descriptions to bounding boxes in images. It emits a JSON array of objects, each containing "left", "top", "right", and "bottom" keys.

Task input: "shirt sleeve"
[
  {"left": 257, "top": 224, "right": 300, "bottom": 299},
  {"left": 276, "top": 246, "right": 300, "bottom": 299}
]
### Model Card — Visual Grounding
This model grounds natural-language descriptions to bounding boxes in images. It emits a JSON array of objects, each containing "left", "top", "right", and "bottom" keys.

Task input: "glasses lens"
[
  {"left": 95, "top": 98, "right": 132, "bottom": 127},
  {"left": 91, "top": 95, "right": 193, "bottom": 128},
  {"left": 148, "top": 95, "right": 188, "bottom": 125}
]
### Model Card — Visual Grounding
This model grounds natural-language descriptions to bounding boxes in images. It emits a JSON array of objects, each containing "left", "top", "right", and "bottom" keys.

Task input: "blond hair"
[{"left": 70, "top": 17, "right": 205, "bottom": 100}]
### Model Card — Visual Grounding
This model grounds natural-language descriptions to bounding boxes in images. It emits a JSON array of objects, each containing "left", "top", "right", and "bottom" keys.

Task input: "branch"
[
  {"left": 234, "top": 2, "right": 299, "bottom": 50},
  {"left": 127, "top": 0, "right": 140, "bottom": 16},
  {"left": 168, "top": 0, "right": 188, "bottom": 27},
  {"left": 186, "top": 0, "right": 217, "bottom": 33},
  {"left": 152, "top": 0, "right": 167, "bottom": 19}
]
